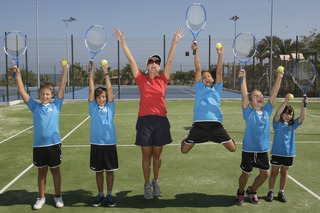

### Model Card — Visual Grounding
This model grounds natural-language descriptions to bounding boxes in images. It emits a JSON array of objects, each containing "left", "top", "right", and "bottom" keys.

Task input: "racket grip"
[
  {"left": 88, "top": 60, "right": 93, "bottom": 73},
  {"left": 239, "top": 69, "right": 244, "bottom": 84},
  {"left": 13, "top": 72, "right": 16, "bottom": 80},
  {"left": 192, "top": 41, "right": 197, "bottom": 55},
  {"left": 303, "top": 94, "right": 307, "bottom": 108}
]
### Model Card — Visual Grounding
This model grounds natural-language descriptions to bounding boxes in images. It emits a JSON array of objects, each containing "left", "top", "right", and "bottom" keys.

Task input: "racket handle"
[
  {"left": 303, "top": 94, "right": 307, "bottom": 108},
  {"left": 239, "top": 69, "right": 244, "bottom": 84},
  {"left": 193, "top": 41, "right": 197, "bottom": 55},
  {"left": 88, "top": 60, "right": 93, "bottom": 73},
  {"left": 13, "top": 72, "right": 16, "bottom": 80}
]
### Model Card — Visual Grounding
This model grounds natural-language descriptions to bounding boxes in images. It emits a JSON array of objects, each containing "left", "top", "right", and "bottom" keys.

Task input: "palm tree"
[
  {"left": 273, "top": 38, "right": 296, "bottom": 57},
  {"left": 255, "top": 40, "right": 269, "bottom": 65}
]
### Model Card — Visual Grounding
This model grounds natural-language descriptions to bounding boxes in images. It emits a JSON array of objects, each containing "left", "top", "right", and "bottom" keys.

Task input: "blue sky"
[
  {"left": 1, "top": 0, "right": 319, "bottom": 40},
  {"left": 1, "top": 0, "right": 320, "bottom": 73}
]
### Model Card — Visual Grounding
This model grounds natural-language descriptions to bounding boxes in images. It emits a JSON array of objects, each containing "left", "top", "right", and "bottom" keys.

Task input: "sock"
[
  {"left": 279, "top": 189, "right": 284, "bottom": 193},
  {"left": 99, "top": 192, "right": 104, "bottom": 197},
  {"left": 107, "top": 191, "right": 112, "bottom": 196},
  {"left": 269, "top": 189, "right": 274, "bottom": 192}
]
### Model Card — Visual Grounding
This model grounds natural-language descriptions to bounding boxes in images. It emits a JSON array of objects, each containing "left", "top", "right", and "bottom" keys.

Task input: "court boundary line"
[
  {"left": 0, "top": 126, "right": 33, "bottom": 145},
  {"left": 0, "top": 116, "right": 90, "bottom": 195}
]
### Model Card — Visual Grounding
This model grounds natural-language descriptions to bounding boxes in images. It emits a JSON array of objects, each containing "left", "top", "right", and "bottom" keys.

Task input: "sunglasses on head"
[{"left": 147, "top": 59, "right": 160, "bottom": 65}]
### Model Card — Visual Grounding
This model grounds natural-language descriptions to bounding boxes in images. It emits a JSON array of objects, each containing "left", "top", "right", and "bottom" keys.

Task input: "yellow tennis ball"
[
  {"left": 289, "top": 94, "right": 294, "bottom": 100},
  {"left": 215, "top": 43, "right": 222, "bottom": 50},
  {"left": 101, "top": 59, "right": 108, "bottom": 66},
  {"left": 61, "top": 60, "right": 68, "bottom": 66},
  {"left": 277, "top": 66, "right": 284, "bottom": 72}
]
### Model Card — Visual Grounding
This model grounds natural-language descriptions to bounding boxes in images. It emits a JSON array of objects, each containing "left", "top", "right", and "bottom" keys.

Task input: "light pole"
[
  {"left": 62, "top": 17, "right": 76, "bottom": 92},
  {"left": 269, "top": 0, "right": 274, "bottom": 96},
  {"left": 230, "top": 15, "right": 239, "bottom": 89},
  {"left": 36, "top": 0, "right": 40, "bottom": 90}
]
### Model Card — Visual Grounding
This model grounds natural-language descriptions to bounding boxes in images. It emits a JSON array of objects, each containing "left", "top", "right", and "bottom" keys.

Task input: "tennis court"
[{"left": 0, "top": 99, "right": 319, "bottom": 212}]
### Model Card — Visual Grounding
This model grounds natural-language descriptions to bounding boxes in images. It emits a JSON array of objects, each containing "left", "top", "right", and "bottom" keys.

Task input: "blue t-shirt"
[
  {"left": 89, "top": 100, "right": 117, "bottom": 145},
  {"left": 26, "top": 96, "right": 63, "bottom": 147},
  {"left": 271, "top": 118, "right": 301, "bottom": 157},
  {"left": 242, "top": 101, "right": 274, "bottom": 152},
  {"left": 193, "top": 79, "right": 223, "bottom": 123}
]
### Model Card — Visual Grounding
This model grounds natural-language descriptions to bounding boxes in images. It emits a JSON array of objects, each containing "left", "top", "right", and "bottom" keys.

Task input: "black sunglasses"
[{"left": 147, "top": 59, "right": 160, "bottom": 65}]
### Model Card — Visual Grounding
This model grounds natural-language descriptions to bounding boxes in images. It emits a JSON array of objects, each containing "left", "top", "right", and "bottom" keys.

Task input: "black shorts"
[
  {"left": 135, "top": 115, "right": 172, "bottom": 146},
  {"left": 270, "top": 155, "right": 293, "bottom": 167},
  {"left": 90, "top": 144, "right": 118, "bottom": 172},
  {"left": 184, "top": 122, "right": 232, "bottom": 144},
  {"left": 33, "top": 143, "right": 61, "bottom": 168},
  {"left": 240, "top": 151, "right": 269, "bottom": 173}
]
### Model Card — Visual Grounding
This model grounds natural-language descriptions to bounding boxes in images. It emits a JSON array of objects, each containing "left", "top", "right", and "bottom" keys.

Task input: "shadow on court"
[
  {"left": 114, "top": 191, "right": 235, "bottom": 209},
  {"left": 0, "top": 189, "right": 94, "bottom": 208}
]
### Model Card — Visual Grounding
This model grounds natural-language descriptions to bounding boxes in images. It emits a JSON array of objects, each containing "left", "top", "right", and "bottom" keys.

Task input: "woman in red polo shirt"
[{"left": 113, "top": 27, "right": 183, "bottom": 199}]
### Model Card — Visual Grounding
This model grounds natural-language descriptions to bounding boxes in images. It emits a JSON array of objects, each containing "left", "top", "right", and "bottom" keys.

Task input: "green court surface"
[{"left": 0, "top": 100, "right": 319, "bottom": 212}]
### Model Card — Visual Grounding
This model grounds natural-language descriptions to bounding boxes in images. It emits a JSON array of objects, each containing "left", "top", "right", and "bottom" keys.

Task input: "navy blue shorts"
[
  {"left": 90, "top": 144, "right": 118, "bottom": 172},
  {"left": 135, "top": 115, "right": 172, "bottom": 146},
  {"left": 270, "top": 155, "right": 293, "bottom": 167},
  {"left": 240, "top": 151, "right": 269, "bottom": 173},
  {"left": 33, "top": 143, "right": 61, "bottom": 168},
  {"left": 184, "top": 122, "right": 232, "bottom": 144}
]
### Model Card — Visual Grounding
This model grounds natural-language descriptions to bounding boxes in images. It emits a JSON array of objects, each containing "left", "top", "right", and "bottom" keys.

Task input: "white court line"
[
  {"left": 0, "top": 116, "right": 90, "bottom": 195},
  {"left": 0, "top": 126, "right": 33, "bottom": 145},
  {"left": 63, "top": 141, "right": 320, "bottom": 148},
  {"left": 307, "top": 113, "right": 320, "bottom": 119},
  {"left": 0, "top": 164, "right": 33, "bottom": 194},
  {"left": 288, "top": 175, "right": 320, "bottom": 201},
  {"left": 178, "top": 87, "right": 195, "bottom": 96}
]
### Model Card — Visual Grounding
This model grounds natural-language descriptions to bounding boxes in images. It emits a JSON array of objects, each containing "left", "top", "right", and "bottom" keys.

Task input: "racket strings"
[
  {"left": 4, "top": 32, "right": 27, "bottom": 59},
  {"left": 85, "top": 26, "right": 107, "bottom": 53},
  {"left": 293, "top": 62, "right": 316, "bottom": 87},
  {"left": 233, "top": 34, "right": 256, "bottom": 62},
  {"left": 186, "top": 5, "right": 206, "bottom": 33}
]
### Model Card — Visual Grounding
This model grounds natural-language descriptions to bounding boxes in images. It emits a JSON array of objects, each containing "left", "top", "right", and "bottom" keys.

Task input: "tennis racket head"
[
  {"left": 186, "top": 3, "right": 206, "bottom": 41},
  {"left": 84, "top": 25, "right": 107, "bottom": 57},
  {"left": 232, "top": 32, "right": 257, "bottom": 64},
  {"left": 292, "top": 60, "right": 316, "bottom": 94},
  {"left": 3, "top": 31, "right": 27, "bottom": 62}
]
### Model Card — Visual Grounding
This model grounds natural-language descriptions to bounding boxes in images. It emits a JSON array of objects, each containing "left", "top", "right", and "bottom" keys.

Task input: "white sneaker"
[
  {"left": 144, "top": 184, "right": 154, "bottom": 200},
  {"left": 152, "top": 180, "right": 161, "bottom": 197},
  {"left": 33, "top": 197, "right": 45, "bottom": 210},
  {"left": 54, "top": 195, "right": 64, "bottom": 208}
]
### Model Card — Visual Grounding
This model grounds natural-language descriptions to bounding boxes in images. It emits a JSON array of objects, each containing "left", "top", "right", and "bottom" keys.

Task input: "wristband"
[{"left": 104, "top": 73, "right": 109, "bottom": 76}]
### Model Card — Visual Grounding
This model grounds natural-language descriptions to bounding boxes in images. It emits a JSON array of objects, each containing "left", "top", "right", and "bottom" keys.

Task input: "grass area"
[{"left": 0, "top": 100, "right": 319, "bottom": 212}]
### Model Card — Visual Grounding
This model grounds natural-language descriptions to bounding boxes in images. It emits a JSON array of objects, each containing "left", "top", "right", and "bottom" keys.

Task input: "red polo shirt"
[{"left": 135, "top": 70, "right": 169, "bottom": 117}]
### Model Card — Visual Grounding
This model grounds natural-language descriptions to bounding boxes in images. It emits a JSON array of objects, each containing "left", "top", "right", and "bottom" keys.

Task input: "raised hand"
[
  {"left": 112, "top": 27, "right": 125, "bottom": 43},
  {"left": 173, "top": 28, "right": 184, "bottom": 43}
]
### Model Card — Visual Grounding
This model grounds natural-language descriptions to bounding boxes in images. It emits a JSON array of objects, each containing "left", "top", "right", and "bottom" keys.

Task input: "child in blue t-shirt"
[
  {"left": 236, "top": 69, "right": 283, "bottom": 206},
  {"left": 14, "top": 59, "right": 68, "bottom": 210},
  {"left": 88, "top": 61, "right": 118, "bottom": 208},
  {"left": 181, "top": 42, "right": 236, "bottom": 154},
  {"left": 267, "top": 93, "right": 307, "bottom": 203}
]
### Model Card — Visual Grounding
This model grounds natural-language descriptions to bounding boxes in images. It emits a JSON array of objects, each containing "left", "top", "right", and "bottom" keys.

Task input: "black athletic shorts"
[
  {"left": 240, "top": 151, "right": 269, "bottom": 173},
  {"left": 33, "top": 143, "right": 61, "bottom": 168},
  {"left": 270, "top": 155, "right": 293, "bottom": 167},
  {"left": 90, "top": 144, "right": 118, "bottom": 172},
  {"left": 135, "top": 115, "right": 172, "bottom": 146},
  {"left": 184, "top": 122, "right": 232, "bottom": 144}
]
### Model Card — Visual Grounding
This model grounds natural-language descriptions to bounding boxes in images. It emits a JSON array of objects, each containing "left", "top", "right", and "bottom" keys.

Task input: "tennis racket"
[
  {"left": 232, "top": 32, "right": 257, "bottom": 83},
  {"left": 186, "top": 3, "right": 206, "bottom": 55},
  {"left": 292, "top": 60, "right": 316, "bottom": 107},
  {"left": 84, "top": 25, "right": 107, "bottom": 72},
  {"left": 3, "top": 31, "right": 27, "bottom": 79}
]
